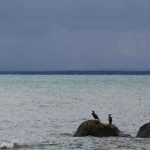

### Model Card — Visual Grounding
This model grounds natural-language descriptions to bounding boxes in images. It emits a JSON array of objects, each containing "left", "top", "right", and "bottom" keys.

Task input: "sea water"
[{"left": 0, "top": 75, "right": 150, "bottom": 150}]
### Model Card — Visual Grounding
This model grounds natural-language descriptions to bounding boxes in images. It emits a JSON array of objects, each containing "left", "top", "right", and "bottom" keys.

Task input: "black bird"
[
  {"left": 108, "top": 114, "right": 112, "bottom": 125},
  {"left": 92, "top": 111, "right": 100, "bottom": 121}
]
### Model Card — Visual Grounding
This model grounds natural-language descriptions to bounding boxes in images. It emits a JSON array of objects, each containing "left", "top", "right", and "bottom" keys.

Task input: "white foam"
[{"left": 0, "top": 140, "right": 20, "bottom": 149}]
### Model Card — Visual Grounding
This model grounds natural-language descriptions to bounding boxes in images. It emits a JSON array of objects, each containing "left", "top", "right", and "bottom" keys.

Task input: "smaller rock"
[
  {"left": 137, "top": 122, "right": 150, "bottom": 138},
  {"left": 74, "top": 120, "right": 120, "bottom": 137}
]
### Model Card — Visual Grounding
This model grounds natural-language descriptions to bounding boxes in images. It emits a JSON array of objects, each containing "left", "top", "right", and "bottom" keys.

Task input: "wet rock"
[
  {"left": 137, "top": 122, "right": 150, "bottom": 138},
  {"left": 74, "top": 120, "right": 120, "bottom": 137}
]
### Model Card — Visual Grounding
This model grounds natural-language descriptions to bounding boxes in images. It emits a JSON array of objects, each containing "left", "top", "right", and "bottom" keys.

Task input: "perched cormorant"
[
  {"left": 108, "top": 114, "right": 112, "bottom": 125},
  {"left": 92, "top": 111, "right": 100, "bottom": 121}
]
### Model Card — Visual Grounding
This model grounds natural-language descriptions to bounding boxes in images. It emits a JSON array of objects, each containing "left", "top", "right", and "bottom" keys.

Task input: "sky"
[{"left": 0, "top": 0, "right": 150, "bottom": 71}]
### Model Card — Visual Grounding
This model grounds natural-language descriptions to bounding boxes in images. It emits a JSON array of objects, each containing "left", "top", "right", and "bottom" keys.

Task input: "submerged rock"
[
  {"left": 137, "top": 122, "right": 150, "bottom": 138},
  {"left": 74, "top": 120, "right": 120, "bottom": 137}
]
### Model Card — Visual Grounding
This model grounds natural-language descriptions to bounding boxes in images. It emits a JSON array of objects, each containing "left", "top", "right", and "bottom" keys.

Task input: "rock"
[
  {"left": 74, "top": 120, "right": 120, "bottom": 137},
  {"left": 137, "top": 122, "right": 150, "bottom": 138}
]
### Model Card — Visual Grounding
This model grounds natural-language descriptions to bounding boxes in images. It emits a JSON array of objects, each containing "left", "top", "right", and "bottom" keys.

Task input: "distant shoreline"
[{"left": 0, "top": 71, "right": 150, "bottom": 75}]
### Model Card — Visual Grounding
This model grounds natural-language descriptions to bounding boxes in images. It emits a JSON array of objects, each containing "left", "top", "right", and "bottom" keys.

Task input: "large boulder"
[
  {"left": 137, "top": 122, "right": 150, "bottom": 138},
  {"left": 74, "top": 120, "right": 120, "bottom": 137}
]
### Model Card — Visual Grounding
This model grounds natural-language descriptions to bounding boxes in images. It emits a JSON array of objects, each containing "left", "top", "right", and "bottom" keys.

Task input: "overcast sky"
[{"left": 0, "top": 0, "right": 150, "bottom": 71}]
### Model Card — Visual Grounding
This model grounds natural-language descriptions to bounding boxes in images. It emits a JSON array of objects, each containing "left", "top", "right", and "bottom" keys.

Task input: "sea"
[{"left": 0, "top": 71, "right": 150, "bottom": 150}]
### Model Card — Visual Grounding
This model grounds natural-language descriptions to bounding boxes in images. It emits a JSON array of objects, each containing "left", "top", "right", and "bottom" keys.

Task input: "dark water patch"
[
  {"left": 59, "top": 133, "right": 74, "bottom": 137},
  {"left": 35, "top": 142, "right": 60, "bottom": 148}
]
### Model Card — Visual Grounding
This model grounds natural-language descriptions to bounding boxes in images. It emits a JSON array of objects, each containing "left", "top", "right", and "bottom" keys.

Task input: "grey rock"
[
  {"left": 137, "top": 122, "right": 150, "bottom": 138},
  {"left": 74, "top": 120, "right": 120, "bottom": 137}
]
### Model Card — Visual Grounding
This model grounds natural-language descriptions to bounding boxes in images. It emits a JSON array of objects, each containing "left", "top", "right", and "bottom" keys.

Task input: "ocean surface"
[{"left": 0, "top": 75, "right": 150, "bottom": 150}]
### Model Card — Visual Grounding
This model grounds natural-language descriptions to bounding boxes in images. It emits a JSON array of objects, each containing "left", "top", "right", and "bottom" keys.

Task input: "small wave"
[
  {"left": 0, "top": 140, "right": 60, "bottom": 149},
  {"left": 0, "top": 140, "right": 20, "bottom": 149}
]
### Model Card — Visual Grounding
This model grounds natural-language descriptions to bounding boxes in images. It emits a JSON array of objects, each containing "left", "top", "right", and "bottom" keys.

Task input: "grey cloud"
[
  {"left": 1, "top": 0, "right": 150, "bottom": 38},
  {"left": 0, "top": 0, "right": 150, "bottom": 70}
]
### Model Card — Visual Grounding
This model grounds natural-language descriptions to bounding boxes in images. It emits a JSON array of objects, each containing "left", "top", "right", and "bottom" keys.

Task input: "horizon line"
[{"left": 0, "top": 70, "right": 150, "bottom": 75}]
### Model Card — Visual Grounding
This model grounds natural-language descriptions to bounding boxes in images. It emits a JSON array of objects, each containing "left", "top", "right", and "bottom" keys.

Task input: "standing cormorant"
[
  {"left": 108, "top": 114, "right": 112, "bottom": 125},
  {"left": 92, "top": 111, "right": 100, "bottom": 121}
]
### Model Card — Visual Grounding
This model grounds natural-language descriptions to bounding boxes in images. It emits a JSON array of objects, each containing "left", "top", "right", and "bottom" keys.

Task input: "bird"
[
  {"left": 92, "top": 111, "right": 100, "bottom": 121},
  {"left": 108, "top": 114, "right": 112, "bottom": 125}
]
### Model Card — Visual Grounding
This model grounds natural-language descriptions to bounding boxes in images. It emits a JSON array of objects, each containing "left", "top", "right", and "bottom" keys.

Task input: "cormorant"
[
  {"left": 108, "top": 114, "right": 112, "bottom": 125},
  {"left": 92, "top": 111, "right": 100, "bottom": 121}
]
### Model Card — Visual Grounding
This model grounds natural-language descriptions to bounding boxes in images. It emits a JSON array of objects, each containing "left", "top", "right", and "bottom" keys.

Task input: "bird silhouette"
[
  {"left": 108, "top": 114, "right": 112, "bottom": 125},
  {"left": 92, "top": 111, "right": 100, "bottom": 121}
]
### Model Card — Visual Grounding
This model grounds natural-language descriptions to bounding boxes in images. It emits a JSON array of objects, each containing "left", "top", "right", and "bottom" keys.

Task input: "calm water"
[{"left": 0, "top": 75, "right": 150, "bottom": 149}]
